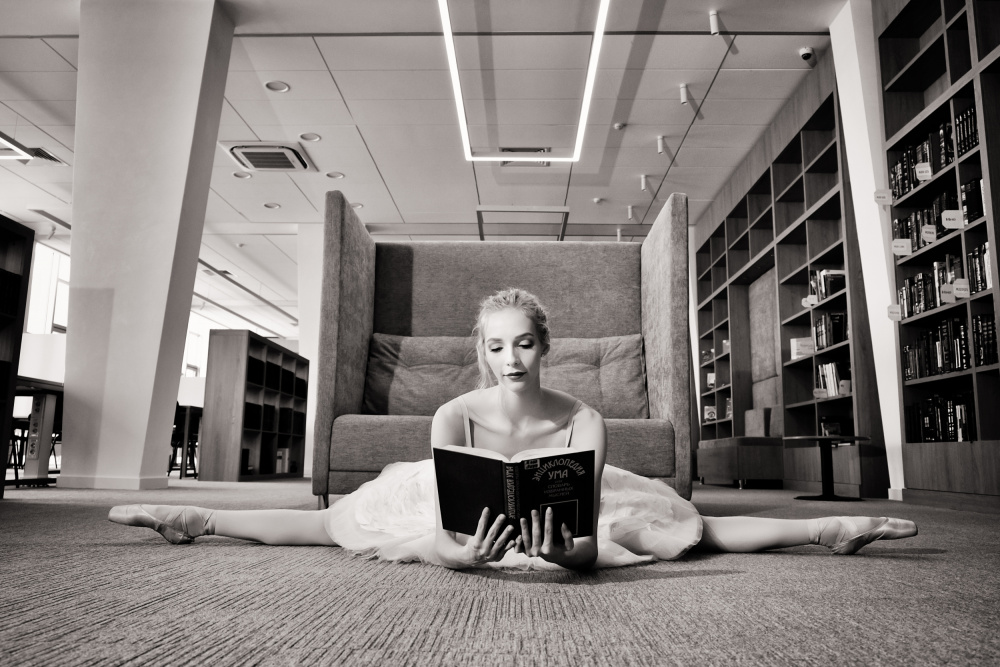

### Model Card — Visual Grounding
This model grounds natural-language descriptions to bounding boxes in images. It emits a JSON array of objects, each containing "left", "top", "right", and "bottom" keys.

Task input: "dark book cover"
[{"left": 433, "top": 446, "right": 596, "bottom": 538}]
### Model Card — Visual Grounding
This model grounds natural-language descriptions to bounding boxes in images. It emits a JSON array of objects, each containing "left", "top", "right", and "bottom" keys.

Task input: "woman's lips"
[{"left": 505, "top": 371, "right": 526, "bottom": 379}]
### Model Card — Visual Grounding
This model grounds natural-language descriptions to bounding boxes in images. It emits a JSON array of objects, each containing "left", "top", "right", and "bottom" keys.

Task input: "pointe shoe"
[
  {"left": 108, "top": 504, "right": 211, "bottom": 544},
  {"left": 828, "top": 517, "right": 918, "bottom": 555}
]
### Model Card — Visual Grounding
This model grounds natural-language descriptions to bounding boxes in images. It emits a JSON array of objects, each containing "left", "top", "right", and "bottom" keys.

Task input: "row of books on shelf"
[
  {"left": 897, "top": 254, "right": 966, "bottom": 318},
  {"left": 809, "top": 269, "right": 846, "bottom": 302},
  {"left": 954, "top": 107, "right": 979, "bottom": 157},
  {"left": 890, "top": 192, "right": 962, "bottom": 255},
  {"left": 960, "top": 178, "right": 985, "bottom": 222},
  {"left": 904, "top": 394, "right": 976, "bottom": 443},
  {"left": 815, "top": 361, "right": 851, "bottom": 398},
  {"left": 240, "top": 447, "right": 299, "bottom": 476},
  {"left": 972, "top": 314, "right": 999, "bottom": 366},
  {"left": 900, "top": 317, "right": 971, "bottom": 379},
  {"left": 814, "top": 312, "right": 847, "bottom": 350},
  {"left": 888, "top": 123, "right": 954, "bottom": 199},
  {"left": 967, "top": 242, "right": 993, "bottom": 293}
]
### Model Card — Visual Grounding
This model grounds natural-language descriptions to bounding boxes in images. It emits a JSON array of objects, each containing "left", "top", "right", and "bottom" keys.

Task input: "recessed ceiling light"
[
  {"left": 233, "top": 171, "right": 252, "bottom": 179},
  {"left": 326, "top": 171, "right": 345, "bottom": 179},
  {"left": 438, "top": 0, "right": 610, "bottom": 162},
  {"left": 264, "top": 202, "right": 281, "bottom": 209},
  {"left": 351, "top": 203, "right": 364, "bottom": 209},
  {"left": 265, "top": 81, "right": 290, "bottom": 93},
  {"left": 299, "top": 132, "right": 321, "bottom": 142}
]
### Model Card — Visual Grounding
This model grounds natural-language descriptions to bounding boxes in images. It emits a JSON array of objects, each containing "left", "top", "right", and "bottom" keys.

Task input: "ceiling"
[{"left": 0, "top": 0, "right": 843, "bottom": 339}]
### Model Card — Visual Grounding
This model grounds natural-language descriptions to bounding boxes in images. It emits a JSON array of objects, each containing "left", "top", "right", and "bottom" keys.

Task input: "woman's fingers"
[
  {"left": 531, "top": 510, "right": 543, "bottom": 552},
  {"left": 561, "top": 523, "right": 575, "bottom": 551},
  {"left": 483, "top": 512, "right": 506, "bottom": 546},
  {"left": 541, "top": 507, "right": 554, "bottom": 551},
  {"left": 473, "top": 507, "right": 491, "bottom": 544},
  {"left": 487, "top": 525, "right": 514, "bottom": 559},
  {"left": 519, "top": 517, "right": 532, "bottom": 552}
]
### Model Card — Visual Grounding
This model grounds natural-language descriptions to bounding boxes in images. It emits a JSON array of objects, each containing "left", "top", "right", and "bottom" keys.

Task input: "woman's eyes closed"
[{"left": 488, "top": 342, "right": 533, "bottom": 353}]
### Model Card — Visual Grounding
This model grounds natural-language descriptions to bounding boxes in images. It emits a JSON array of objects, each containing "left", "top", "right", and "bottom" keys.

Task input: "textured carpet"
[{"left": 1, "top": 478, "right": 997, "bottom": 666}]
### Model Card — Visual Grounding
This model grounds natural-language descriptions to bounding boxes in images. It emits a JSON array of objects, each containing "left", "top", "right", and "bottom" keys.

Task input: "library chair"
[
  {"left": 167, "top": 404, "right": 199, "bottom": 478},
  {"left": 312, "top": 190, "right": 694, "bottom": 505}
]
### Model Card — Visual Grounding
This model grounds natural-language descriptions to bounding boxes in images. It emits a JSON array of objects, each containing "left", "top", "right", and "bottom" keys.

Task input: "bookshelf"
[
  {"left": 200, "top": 330, "right": 308, "bottom": 482},
  {"left": 695, "top": 50, "right": 888, "bottom": 496},
  {"left": 876, "top": 0, "right": 1000, "bottom": 509},
  {"left": 0, "top": 215, "right": 33, "bottom": 500}
]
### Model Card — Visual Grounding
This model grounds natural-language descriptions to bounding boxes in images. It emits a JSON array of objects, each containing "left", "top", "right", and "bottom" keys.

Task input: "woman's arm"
[
  {"left": 431, "top": 400, "right": 516, "bottom": 569},
  {"left": 516, "top": 405, "right": 607, "bottom": 570}
]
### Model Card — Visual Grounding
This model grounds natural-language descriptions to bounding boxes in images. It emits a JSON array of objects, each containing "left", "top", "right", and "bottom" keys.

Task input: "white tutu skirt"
[{"left": 324, "top": 460, "right": 703, "bottom": 570}]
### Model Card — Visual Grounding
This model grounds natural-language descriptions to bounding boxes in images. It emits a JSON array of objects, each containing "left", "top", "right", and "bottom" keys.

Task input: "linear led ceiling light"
[
  {"left": 438, "top": 0, "right": 611, "bottom": 162},
  {"left": 0, "top": 130, "right": 33, "bottom": 160}
]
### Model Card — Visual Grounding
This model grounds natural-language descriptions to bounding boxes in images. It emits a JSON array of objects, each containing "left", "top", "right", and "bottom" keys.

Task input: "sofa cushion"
[
  {"left": 362, "top": 333, "right": 649, "bottom": 419},
  {"left": 330, "top": 414, "right": 673, "bottom": 478},
  {"left": 362, "top": 334, "right": 478, "bottom": 416}
]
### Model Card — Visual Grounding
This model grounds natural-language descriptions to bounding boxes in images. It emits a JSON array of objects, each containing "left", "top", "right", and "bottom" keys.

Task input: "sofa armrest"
[
  {"left": 312, "top": 191, "right": 376, "bottom": 496},
  {"left": 640, "top": 193, "right": 692, "bottom": 499}
]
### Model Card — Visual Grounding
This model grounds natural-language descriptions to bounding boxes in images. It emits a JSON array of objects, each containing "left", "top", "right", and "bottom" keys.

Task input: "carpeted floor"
[{"left": 1, "top": 478, "right": 997, "bottom": 666}]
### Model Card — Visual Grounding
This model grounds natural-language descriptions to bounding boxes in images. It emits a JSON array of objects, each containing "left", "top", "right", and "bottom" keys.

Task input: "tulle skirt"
[{"left": 324, "top": 460, "right": 702, "bottom": 570}]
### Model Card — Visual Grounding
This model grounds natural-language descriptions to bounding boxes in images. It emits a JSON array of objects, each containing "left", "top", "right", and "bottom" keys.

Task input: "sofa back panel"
[
  {"left": 372, "top": 242, "right": 641, "bottom": 338},
  {"left": 331, "top": 415, "right": 674, "bottom": 478},
  {"left": 362, "top": 333, "right": 649, "bottom": 418}
]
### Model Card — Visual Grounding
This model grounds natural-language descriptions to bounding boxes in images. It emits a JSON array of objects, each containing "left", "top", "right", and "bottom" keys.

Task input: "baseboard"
[
  {"left": 903, "top": 489, "right": 1000, "bottom": 514},
  {"left": 56, "top": 475, "right": 169, "bottom": 490}
]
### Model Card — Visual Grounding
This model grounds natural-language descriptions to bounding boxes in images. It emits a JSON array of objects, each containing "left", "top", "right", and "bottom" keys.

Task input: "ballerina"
[{"left": 110, "top": 288, "right": 917, "bottom": 570}]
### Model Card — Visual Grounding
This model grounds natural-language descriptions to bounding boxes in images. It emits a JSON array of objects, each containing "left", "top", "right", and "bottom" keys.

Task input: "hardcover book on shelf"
[{"left": 433, "top": 446, "right": 596, "bottom": 537}]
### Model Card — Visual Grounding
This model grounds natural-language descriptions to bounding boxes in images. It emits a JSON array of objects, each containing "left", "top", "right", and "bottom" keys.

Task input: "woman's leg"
[
  {"left": 698, "top": 515, "right": 917, "bottom": 554},
  {"left": 109, "top": 504, "right": 336, "bottom": 546}
]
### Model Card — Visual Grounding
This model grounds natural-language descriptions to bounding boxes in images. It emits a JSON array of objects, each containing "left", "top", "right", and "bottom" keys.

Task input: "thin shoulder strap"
[
  {"left": 564, "top": 400, "right": 584, "bottom": 448},
  {"left": 458, "top": 395, "right": 474, "bottom": 448}
]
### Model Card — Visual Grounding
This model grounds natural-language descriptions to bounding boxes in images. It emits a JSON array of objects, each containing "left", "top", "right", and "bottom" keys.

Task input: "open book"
[{"left": 432, "top": 445, "right": 596, "bottom": 538}]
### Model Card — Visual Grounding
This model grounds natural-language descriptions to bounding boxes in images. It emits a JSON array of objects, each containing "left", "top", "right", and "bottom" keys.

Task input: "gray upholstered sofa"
[{"left": 312, "top": 190, "right": 693, "bottom": 505}]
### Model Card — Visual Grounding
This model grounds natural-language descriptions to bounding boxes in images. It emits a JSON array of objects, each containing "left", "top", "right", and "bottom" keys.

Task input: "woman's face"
[{"left": 482, "top": 308, "right": 542, "bottom": 391}]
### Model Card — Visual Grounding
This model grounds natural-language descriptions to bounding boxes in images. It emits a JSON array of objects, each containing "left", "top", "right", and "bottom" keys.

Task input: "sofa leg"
[
  {"left": 317, "top": 494, "right": 329, "bottom": 510},
  {"left": 737, "top": 479, "right": 745, "bottom": 490}
]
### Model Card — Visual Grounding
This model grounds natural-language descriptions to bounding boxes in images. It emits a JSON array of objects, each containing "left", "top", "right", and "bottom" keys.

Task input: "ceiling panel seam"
[{"left": 313, "top": 36, "right": 404, "bottom": 222}]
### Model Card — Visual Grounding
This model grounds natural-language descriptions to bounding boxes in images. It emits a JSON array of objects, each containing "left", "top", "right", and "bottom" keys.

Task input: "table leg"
[
  {"left": 795, "top": 441, "right": 864, "bottom": 502},
  {"left": 180, "top": 408, "right": 191, "bottom": 480}
]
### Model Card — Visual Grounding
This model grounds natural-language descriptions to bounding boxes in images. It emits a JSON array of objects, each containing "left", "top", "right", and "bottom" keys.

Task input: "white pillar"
[
  {"left": 60, "top": 0, "right": 233, "bottom": 489},
  {"left": 831, "top": 0, "right": 906, "bottom": 499},
  {"left": 297, "top": 223, "right": 326, "bottom": 478}
]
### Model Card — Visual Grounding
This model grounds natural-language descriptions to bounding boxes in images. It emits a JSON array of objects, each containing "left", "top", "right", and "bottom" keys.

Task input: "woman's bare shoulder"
[{"left": 543, "top": 388, "right": 598, "bottom": 418}]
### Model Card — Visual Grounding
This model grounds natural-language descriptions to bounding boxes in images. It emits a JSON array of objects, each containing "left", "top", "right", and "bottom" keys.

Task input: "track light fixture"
[
  {"left": 657, "top": 135, "right": 665, "bottom": 155},
  {"left": 627, "top": 205, "right": 634, "bottom": 220},
  {"left": 617, "top": 227, "right": 622, "bottom": 242},
  {"left": 680, "top": 83, "right": 690, "bottom": 105},
  {"left": 709, "top": 10, "right": 720, "bottom": 35},
  {"left": 640, "top": 174, "right": 648, "bottom": 192}
]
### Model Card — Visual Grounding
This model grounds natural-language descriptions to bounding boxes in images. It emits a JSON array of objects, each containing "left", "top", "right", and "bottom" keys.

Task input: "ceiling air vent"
[
  {"left": 499, "top": 147, "right": 551, "bottom": 167},
  {"left": 218, "top": 141, "right": 316, "bottom": 172}
]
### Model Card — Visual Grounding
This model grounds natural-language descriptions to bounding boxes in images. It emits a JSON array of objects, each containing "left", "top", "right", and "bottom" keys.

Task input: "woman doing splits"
[{"left": 110, "top": 288, "right": 917, "bottom": 570}]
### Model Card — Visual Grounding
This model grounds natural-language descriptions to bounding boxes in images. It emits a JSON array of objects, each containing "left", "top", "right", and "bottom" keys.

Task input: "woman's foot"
[
  {"left": 108, "top": 504, "right": 215, "bottom": 544},
  {"left": 810, "top": 516, "right": 918, "bottom": 555}
]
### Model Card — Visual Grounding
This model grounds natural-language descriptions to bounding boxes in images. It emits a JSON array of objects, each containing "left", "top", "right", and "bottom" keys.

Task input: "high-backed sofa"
[{"left": 313, "top": 191, "right": 693, "bottom": 505}]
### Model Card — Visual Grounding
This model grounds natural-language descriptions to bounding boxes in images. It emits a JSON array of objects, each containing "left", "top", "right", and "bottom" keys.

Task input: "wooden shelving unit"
[
  {"left": 0, "top": 215, "right": 33, "bottom": 500},
  {"left": 200, "top": 330, "right": 308, "bottom": 482},
  {"left": 695, "top": 56, "right": 888, "bottom": 497},
  {"left": 876, "top": 0, "right": 1000, "bottom": 510}
]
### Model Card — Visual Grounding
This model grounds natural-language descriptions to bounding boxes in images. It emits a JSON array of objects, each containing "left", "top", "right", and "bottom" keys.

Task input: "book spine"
[{"left": 504, "top": 463, "right": 517, "bottom": 525}]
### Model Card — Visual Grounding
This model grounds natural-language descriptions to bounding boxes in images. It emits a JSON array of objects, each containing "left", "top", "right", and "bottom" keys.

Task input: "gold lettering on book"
[{"left": 505, "top": 465, "right": 516, "bottom": 518}]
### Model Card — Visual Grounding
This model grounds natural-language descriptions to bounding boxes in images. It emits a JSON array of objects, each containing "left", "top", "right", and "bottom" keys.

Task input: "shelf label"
[
  {"left": 921, "top": 225, "right": 938, "bottom": 244},
  {"left": 838, "top": 380, "right": 852, "bottom": 394},
  {"left": 813, "top": 388, "right": 828, "bottom": 399},
  {"left": 891, "top": 238, "right": 913, "bottom": 255},
  {"left": 953, "top": 278, "right": 970, "bottom": 299},
  {"left": 887, "top": 304, "right": 902, "bottom": 321},
  {"left": 874, "top": 189, "right": 892, "bottom": 205},
  {"left": 940, "top": 283, "right": 955, "bottom": 303},
  {"left": 807, "top": 294, "right": 819, "bottom": 305},
  {"left": 942, "top": 210, "right": 964, "bottom": 229},
  {"left": 914, "top": 162, "right": 933, "bottom": 181}
]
